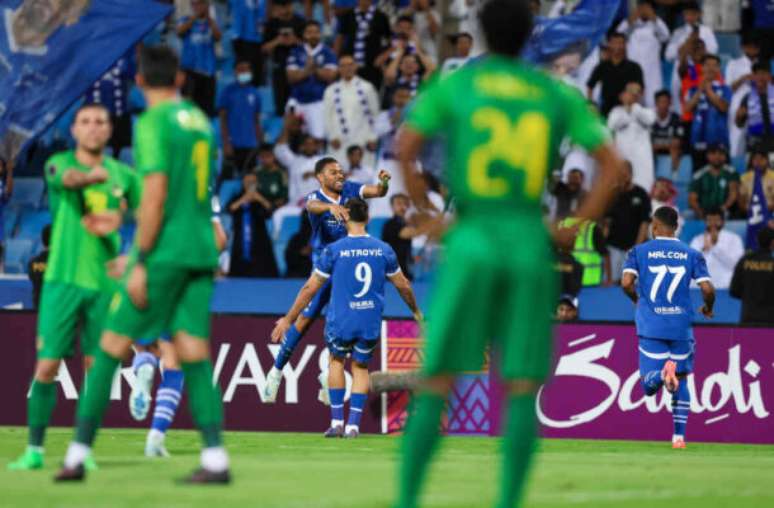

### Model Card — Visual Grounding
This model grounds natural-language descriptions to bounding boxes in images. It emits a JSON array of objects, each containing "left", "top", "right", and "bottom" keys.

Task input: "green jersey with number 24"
[{"left": 406, "top": 55, "right": 609, "bottom": 217}]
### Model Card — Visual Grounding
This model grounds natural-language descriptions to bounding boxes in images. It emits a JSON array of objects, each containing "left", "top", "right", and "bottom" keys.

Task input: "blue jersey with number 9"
[
  {"left": 314, "top": 235, "right": 401, "bottom": 341},
  {"left": 623, "top": 237, "right": 711, "bottom": 340}
]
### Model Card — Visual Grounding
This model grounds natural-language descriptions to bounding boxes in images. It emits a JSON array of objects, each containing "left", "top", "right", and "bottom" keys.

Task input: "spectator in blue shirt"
[
  {"left": 684, "top": 54, "right": 731, "bottom": 172},
  {"left": 177, "top": 0, "right": 222, "bottom": 117},
  {"left": 231, "top": 0, "right": 266, "bottom": 86},
  {"left": 84, "top": 51, "right": 136, "bottom": 156},
  {"left": 218, "top": 61, "right": 264, "bottom": 178},
  {"left": 286, "top": 20, "right": 338, "bottom": 140}
]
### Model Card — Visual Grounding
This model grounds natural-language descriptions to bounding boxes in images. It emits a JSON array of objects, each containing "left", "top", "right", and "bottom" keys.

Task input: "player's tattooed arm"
[
  {"left": 621, "top": 272, "right": 639, "bottom": 304},
  {"left": 271, "top": 273, "right": 327, "bottom": 342},
  {"left": 389, "top": 271, "right": 423, "bottom": 323},
  {"left": 307, "top": 199, "right": 349, "bottom": 221},
  {"left": 362, "top": 170, "right": 391, "bottom": 198},
  {"left": 698, "top": 280, "right": 715, "bottom": 318},
  {"left": 61, "top": 166, "right": 108, "bottom": 189}
]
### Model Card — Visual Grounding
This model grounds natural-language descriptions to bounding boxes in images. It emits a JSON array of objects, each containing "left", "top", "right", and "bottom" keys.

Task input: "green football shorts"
[
  {"left": 37, "top": 282, "right": 109, "bottom": 359},
  {"left": 105, "top": 262, "right": 214, "bottom": 341},
  {"left": 422, "top": 216, "right": 557, "bottom": 381}
]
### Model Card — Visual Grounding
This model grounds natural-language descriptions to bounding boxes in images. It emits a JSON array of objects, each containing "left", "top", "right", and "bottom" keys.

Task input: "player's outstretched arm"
[
  {"left": 271, "top": 273, "right": 327, "bottom": 342},
  {"left": 698, "top": 280, "right": 716, "bottom": 318},
  {"left": 389, "top": 271, "right": 423, "bottom": 323},
  {"left": 621, "top": 272, "right": 639, "bottom": 304},
  {"left": 361, "top": 170, "right": 391, "bottom": 198},
  {"left": 306, "top": 199, "right": 349, "bottom": 221}
]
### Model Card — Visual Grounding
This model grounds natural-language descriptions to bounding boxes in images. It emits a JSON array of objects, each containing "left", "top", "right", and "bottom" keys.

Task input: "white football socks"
[
  {"left": 63, "top": 442, "right": 90, "bottom": 469},
  {"left": 201, "top": 447, "right": 229, "bottom": 472}
]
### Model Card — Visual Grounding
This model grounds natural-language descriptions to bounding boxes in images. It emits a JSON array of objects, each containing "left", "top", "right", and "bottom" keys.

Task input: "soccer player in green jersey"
[
  {"left": 55, "top": 46, "right": 229, "bottom": 483},
  {"left": 393, "top": 1, "right": 626, "bottom": 507},
  {"left": 8, "top": 103, "right": 140, "bottom": 472}
]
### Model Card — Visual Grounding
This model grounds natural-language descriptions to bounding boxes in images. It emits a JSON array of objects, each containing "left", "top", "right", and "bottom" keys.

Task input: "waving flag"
[
  {"left": 523, "top": 0, "right": 623, "bottom": 67},
  {"left": 746, "top": 169, "right": 773, "bottom": 250},
  {"left": 0, "top": 0, "right": 173, "bottom": 163}
]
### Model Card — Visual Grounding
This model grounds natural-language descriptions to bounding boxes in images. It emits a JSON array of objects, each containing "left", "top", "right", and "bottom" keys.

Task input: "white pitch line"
[
  {"left": 705, "top": 413, "right": 730, "bottom": 425},
  {"left": 568, "top": 334, "right": 597, "bottom": 348}
]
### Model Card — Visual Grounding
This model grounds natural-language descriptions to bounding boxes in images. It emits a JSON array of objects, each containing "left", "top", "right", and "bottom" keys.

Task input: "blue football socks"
[
  {"left": 329, "top": 388, "right": 345, "bottom": 427},
  {"left": 274, "top": 324, "right": 302, "bottom": 370},
  {"left": 151, "top": 369, "right": 184, "bottom": 434},
  {"left": 346, "top": 393, "right": 367, "bottom": 431},
  {"left": 672, "top": 379, "right": 690, "bottom": 438}
]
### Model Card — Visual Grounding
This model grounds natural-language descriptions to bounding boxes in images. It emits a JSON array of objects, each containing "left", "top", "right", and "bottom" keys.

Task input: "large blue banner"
[
  {"left": 0, "top": 0, "right": 173, "bottom": 163},
  {"left": 523, "top": 0, "right": 623, "bottom": 67}
]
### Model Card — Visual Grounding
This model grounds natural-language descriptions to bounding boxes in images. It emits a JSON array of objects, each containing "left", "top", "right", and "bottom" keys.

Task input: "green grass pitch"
[{"left": 1, "top": 427, "right": 773, "bottom": 508}]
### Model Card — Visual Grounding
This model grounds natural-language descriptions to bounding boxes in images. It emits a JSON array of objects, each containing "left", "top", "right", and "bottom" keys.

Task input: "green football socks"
[
  {"left": 181, "top": 360, "right": 224, "bottom": 448},
  {"left": 27, "top": 380, "right": 56, "bottom": 447},
  {"left": 496, "top": 395, "right": 538, "bottom": 508},
  {"left": 75, "top": 349, "right": 120, "bottom": 445}
]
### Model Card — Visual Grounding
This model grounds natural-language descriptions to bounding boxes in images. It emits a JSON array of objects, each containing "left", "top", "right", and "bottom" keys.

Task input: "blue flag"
[
  {"left": 746, "top": 169, "right": 773, "bottom": 250},
  {"left": 523, "top": 0, "right": 623, "bottom": 66},
  {"left": 0, "top": 0, "right": 173, "bottom": 163}
]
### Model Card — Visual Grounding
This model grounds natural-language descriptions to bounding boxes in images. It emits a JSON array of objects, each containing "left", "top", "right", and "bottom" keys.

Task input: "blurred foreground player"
[
  {"left": 8, "top": 104, "right": 139, "bottom": 472},
  {"left": 272, "top": 198, "right": 421, "bottom": 437},
  {"left": 128, "top": 213, "right": 227, "bottom": 458},
  {"left": 56, "top": 46, "right": 229, "bottom": 483},
  {"left": 264, "top": 157, "right": 391, "bottom": 403},
  {"left": 394, "top": 0, "right": 626, "bottom": 506},
  {"left": 621, "top": 206, "right": 715, "bottom": 449}
]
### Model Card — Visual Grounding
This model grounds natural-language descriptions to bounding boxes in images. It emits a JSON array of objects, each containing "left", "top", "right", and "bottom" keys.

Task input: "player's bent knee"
[
  {"left": 159, "top": 341, "right": 180, "bottom": 370},
  {"left": 173, "top": 332, "right": 210, "bottom": 362},
  {"left": 34, "top": 359, "right": 61, "bottom": 382},
  {"left": 100, "top": 331, "right": 133, "bottom": 359},
  {"left": 506, "top": 379, "right": 541, "bottom": 396}
]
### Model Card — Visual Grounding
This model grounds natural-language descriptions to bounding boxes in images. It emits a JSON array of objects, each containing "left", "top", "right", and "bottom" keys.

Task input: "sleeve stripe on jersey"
[
  {"left": 359, "top": 185, "right": 366, "bottom": 199},
  {"left": 694, "top": 276, "right": 711, "bottom": 283},
  {"left": 622, "top": 268, "right": 638, "bottom": 276},
  {"left": 387, "top": 268, "right": 402, "bottom": 277},
  {"left": 314, "top": 268, "right": 331, "bottom": 279}
]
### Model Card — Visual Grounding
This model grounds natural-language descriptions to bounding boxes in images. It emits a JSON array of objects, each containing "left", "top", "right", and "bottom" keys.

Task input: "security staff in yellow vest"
[{"left": 559, "top": 216, "right": 611, "bottom": 286}]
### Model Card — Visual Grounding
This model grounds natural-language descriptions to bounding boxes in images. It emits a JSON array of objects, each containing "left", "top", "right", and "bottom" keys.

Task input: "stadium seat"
[
  {"left": 679, "top": 219, "right": 705, "bottom": 243},
  {"left": 118, "top": 147, "right": 133, "bottom": 166},
  {"left": 717, "top": 33, "right": 741, "bottom": 58},
  {"left": 259, "top": 86, "right": 275, "bottom": 117},
  {"left": 726, "top": 220, "right": 748, "bottom": 244},
  {"left": 675, "top": 156, "right": 693, "bottom": 184},
  {"left": 9, "top": 178, "right": 45, "bottom": 208},
  {"left": 3, "top": 238, "right": 34, "bottom": 274},
  {"left": 218, "top": 179, "right": 242, "bottom": 208},
  {"left": 262, "top": 115, "right": 284, "bottom": 143},
  {"left": 655, "top": 156, "right": 673, "bottom": 180},
  {"left": 3, "top": 206, "right": 20, "bottom": 238},
  {"left": 675, "top": 182, "right": 690, "bottom": 211},
  {"left": 731, "top": 155, "right": 747, "bottom": 174},
  {"left": 366, "top": 217, "right": 388, "bottom": 239},
  {"left": 17, "top": 210, "right": 51, "bottom": 242},
  {"left": 276, "top": 214, "right": 301, "bottom": 244}
]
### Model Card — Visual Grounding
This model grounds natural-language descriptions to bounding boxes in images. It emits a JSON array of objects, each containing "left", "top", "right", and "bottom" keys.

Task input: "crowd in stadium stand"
[{"left": 0, "top": 0, "right": 773, "bottom": 324}]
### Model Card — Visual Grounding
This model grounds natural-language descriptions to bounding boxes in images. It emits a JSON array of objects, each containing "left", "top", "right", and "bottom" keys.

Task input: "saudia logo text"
[{"left": 536, "top": 334, "right": 769, "bottom": 429}]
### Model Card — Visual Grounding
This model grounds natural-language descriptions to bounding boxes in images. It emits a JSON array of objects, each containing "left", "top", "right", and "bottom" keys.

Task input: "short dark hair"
[
  {"left": 682, "top": 1, "right": 700, "bottom": 12},
  {"left": 653, "top": 206, "right": 678, "bottom": 230},
  {"left": 139, "top": 45, "right": 179, "bottom": 87},
  {"left": 390, "top": 193, "right": 410, "bottom": 205},
  {"left": 757, "top": 226, "right": 774, "bottom": 251},
  {"left": 345, "top": 197, "right": 369, "bottom": 223},
  {"left": 752, "top": 62, "right": 771, "bottom": 74},
  {"left": 314, "top": 156, "right": 338, "bottom": 175},
  {"left": 259, "top": 142, "right": 274, "bottom": 152},
  {"left": 608, "top": 32, "right": 627, "bottom": 43},
  {"left": 741, "top": 32, "right": 760, "bottom": 47},
  {"left": 346, "top": 145, "right": 362, "bottom": 156},
  {"left": 304, "top": 20, "right": 321, "bottom": 31},
  {"left": 702, "top": 54, "right": 720, "bottom": 65},
  {"left": 73, "top": 102, "right": 110, "bottom": 123},
  {"left": 654, "top": 89, "right": 671, "bottom": 101},
  {"left": 234, "top": 60, "right": 250, "bottom": 69},
  {"left": 703, "top": 207, "right": 724, "bottom": 219},
  {"left": 397, "top": 14, "right": 414, "bottom": 25},
  {"left": 479, "top": 0, "right": 533, "bottom": 57}
]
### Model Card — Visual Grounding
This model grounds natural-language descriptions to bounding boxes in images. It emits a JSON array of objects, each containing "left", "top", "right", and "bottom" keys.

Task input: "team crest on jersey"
[
  {"left": 112, "top": 185, "right": 123, "bottom": 198},
  {"left": 47, "top": 164, "right": 56, "bottom": 176}
]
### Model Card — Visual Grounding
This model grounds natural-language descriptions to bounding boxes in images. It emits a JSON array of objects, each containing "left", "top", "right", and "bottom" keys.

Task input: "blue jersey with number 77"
[
  {"left": 314, "top": 234, "right": 401, "bottom": 341},
  {"left": 623, "top": 237, "right": 711, "bottom": 340}
]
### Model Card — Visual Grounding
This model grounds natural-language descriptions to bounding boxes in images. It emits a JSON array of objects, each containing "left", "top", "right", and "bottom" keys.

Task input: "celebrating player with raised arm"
[
  {"left": 55, "top": 45, "right": 229, "bottom": 484},
  {"left": 393, "top": 0, "right": 626, "bottom": 506},
  {"left": 621, "top": 206, "right": 715, "bottom": 449},
  {"left": 264, "top": 157, "right": 390, "bottom": 403},
  {"left": 271, "top": 197, "right": 421, "bottom": 437},
  {"left": 8, "top": 103, "right": 139, "bottom": 472}
]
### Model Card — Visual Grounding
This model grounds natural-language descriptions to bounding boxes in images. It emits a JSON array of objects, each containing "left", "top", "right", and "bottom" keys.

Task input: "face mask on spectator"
[{"left": 237, "top": 72, "right": 252, "bottom": 84}]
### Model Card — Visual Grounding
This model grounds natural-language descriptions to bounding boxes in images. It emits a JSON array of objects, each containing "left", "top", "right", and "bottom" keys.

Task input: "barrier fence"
[{"left": 1, "top": 312, "right": 772, "bottom": 443}]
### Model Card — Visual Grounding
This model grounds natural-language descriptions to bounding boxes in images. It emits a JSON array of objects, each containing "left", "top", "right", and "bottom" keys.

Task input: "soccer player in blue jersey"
[
  {"left": 621, "top": 206, "right": 715, "bottom": 449},
  {"left": 271, "top": 197, "right": 422, "bottom": 436},
  {"left": 264, "top": 157, "right": 391, "bottom": 403}
]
